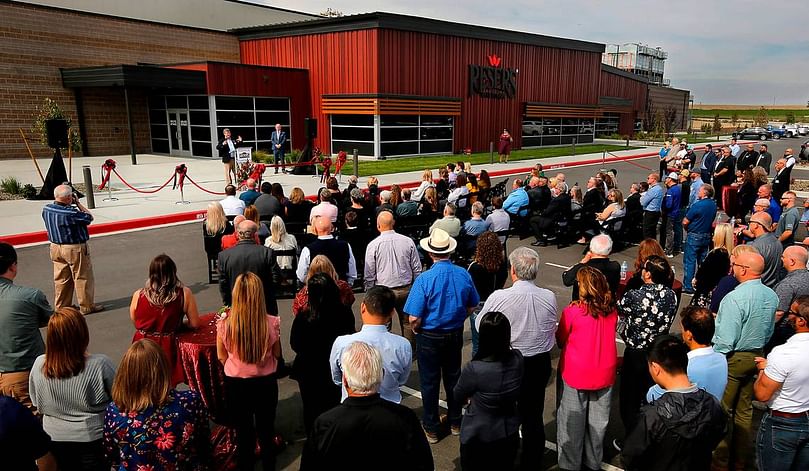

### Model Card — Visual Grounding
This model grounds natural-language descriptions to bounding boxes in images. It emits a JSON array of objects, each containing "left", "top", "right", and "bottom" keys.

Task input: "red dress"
[
  {"left": 132, "top": 289, "right": 186, "bottom": 385},
  {"left": 498, "top": 133, "right": 512, "bottom": 155}
]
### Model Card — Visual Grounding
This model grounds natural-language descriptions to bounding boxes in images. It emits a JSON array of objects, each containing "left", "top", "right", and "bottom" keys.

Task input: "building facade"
[
  {"left": 602, "top": 43, "right": 668, "bottom": 86},
  {"left": 1, "top": 2, "right": 673, "bottom": 162}
]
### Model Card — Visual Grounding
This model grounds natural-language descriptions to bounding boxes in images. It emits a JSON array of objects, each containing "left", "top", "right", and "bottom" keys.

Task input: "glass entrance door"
[{"left": 167, "top": 109, "right": 191, "bottom": 156}]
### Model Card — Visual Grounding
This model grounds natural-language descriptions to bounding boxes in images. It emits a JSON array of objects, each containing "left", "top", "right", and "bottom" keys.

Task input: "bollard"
[
  {"left": 489, "top": 141, "right": 494, "bottom": 164},
  {"left": 572, "top": 137, "right": 577, "bottom": 157},
  {"left": 353, "top": 149, "right": 359, "bottom": 177},
  {"left": 626, "top": 137, "right": 630, "bottom": 148},
  {"left": 82, "top": 165, "right": 95, "bottom": 209}
]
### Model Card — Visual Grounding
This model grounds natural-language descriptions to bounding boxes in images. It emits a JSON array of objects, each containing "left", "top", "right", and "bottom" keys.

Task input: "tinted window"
[
  {"left": 331, "top": 115, "right": 373, "bottom": 126},
  {"left": 187, "top": 96, "right": 209, "bottom": 110},
  {"left": 215, "top": 96, "right": 254, "bottom": 110}
]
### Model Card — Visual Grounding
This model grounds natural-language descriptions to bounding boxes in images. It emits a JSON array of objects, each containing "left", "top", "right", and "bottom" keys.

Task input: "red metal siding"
[
  {"left": 598, "top": 69, "right": 647, "bottom": 135},
  {"left": 240, "top": 30, "right": 378, "bottom": 150},
  {"left": 377, "top": 30, "right": 602, "bottom": 151}
]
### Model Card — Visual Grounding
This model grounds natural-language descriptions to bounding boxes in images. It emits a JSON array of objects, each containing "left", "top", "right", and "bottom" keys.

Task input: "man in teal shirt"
[
  {"left": 0, "top": 243, "right": 53, "bottom": 412},
  {"left": 712, "top": 250, "right": 778, "bottom": 471}
]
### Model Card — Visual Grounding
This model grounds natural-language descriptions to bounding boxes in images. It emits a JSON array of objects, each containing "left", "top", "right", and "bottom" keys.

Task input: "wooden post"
[
  {"left": 19, "top": 128, "right": 45, "bottom": 184},
  {"left": 68, "top": 132, "right": 72, "bottom": 182}
]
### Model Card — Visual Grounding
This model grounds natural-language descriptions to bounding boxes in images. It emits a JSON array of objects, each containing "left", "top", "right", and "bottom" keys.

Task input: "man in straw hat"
[{"left": 403, "top": 229, "right": 479, "bottom": 444}]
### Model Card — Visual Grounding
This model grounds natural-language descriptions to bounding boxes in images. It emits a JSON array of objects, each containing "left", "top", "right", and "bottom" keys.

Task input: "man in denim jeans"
[
  {"left": 753, "top": 296, "right": 809, "bottom": 471},
  {"left": 404, "top": 229, "right": 479, "bottom": 444},
  {"left": 682, "top": 184, "right": 717, "bottom": 294}
]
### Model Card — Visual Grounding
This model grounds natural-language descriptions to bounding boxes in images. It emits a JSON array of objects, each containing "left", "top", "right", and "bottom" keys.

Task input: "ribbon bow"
[
  {"left": 173, "top": 164, "right": 188, "bottom": 191},
  {"left": 335, "top": 151, "right": 347, "bottom": 174},
  {"left": 98, "top": 159, "right": 116, "bottom": 191}
]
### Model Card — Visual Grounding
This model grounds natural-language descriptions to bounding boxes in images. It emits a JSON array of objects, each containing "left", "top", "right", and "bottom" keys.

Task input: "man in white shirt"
[
  {"left": 219, "top": 184, "right": 245, "bottom": 216},
  {"left": 297, "top": 217, "right": 357, "bottom": 284},
  {"left": 310, "top": 188, "right": 339, "bottom": 223},
  {"left": 485, "top": 196, "right": 511, "bottom": 243},
  {"left": 729, "top": 138, "right": 741, "bottom": 158},
  {"left": 753, "top": 296, "right": 809, "bottom": 470}
]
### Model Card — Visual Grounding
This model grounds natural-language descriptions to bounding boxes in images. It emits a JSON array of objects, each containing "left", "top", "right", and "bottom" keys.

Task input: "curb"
[{"left": 0, "top": 143, "right": 740, "bottom": 247}]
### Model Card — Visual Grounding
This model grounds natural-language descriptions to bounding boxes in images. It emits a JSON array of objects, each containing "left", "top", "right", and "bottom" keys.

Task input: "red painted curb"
[{"left": 1, "top": 142, "right": 743, "bottom": 247}]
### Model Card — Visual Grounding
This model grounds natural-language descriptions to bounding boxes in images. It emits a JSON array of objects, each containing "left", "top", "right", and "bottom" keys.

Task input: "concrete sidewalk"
[{"left": 9, "top": 140, "right": 758, "bottom": 243}]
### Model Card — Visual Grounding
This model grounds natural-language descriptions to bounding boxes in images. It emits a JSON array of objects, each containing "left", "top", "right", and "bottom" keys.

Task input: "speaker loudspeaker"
[
  {"left": 46, "top": 119, "right": 69, "bottom": 149},
  {"left": 304, "top": 117, "right": 317, "bottom": 139}
]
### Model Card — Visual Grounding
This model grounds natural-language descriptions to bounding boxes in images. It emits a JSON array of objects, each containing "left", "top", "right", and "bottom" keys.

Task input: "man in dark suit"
[
  {"left": 736, "top": 143, "right": 759, "bottom": 173},
  {"left": 271, "top": 123, "right": 287, "bottom": 174},
  {"left": 301, "top": 341, "right": 433, "bottom": 471},
  {"left": 217, "top": 220, "right": 278, "bottom": 315},
  {"left": 527, "top": 176, "right": 551, "bottom": 215},
  {"left": 755, "top": 143, "right": 772, "bottom": 174},
  {"left": 530, "top": 186, "right": 571, "bottom": 246},
  {"left": 579, "top": 177, "right": 605, "bottom": 242},
  {"left": 216, "top": 128, "right": 242, "bottom": 184},
  {"left": 712, "top": 146, "right": 734, "bottom": 208},
  {"left": 699, "top": 144, "right": 717, "bottom": 184},
  {"left": 771, "top": 158, "right": 790, "bottom": 201},
  {"left": 562, "top": 234, "right": 621, "bottom": 300}
]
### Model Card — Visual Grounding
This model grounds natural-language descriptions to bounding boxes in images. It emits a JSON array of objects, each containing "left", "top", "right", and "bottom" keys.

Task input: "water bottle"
[
  {"left": 620, "top": 261, "right": 628, "bottom": 281},
  {"left": 730, "top": 217, "right": 736, "bottom": 227}
]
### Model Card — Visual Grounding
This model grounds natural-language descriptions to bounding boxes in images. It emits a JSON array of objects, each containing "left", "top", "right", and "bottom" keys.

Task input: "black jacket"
[
  {"left": 772, "top": 166, "right": 792, "bottom": 200},
  {"left": 540, "top": 193, "right": 571, "bottom": 221},
  {"left": 562, "top": 258, "right": 621, "bottom": 301},
  {"left": 300, "top": 395, "right": 434, "bottom": 471},
  {"left": 623, "top": 388, "right": 727, "bottom": 471},
  {"left": 755, "top": 151, "right": 773, "bottom": 174},
  {"left": 527, "top": 185, "right": 551, "bottom": 214},
  {"left": 217, "top": 240, "right": 278, "bottom": 315},
  {"left": 582, "top": 188, "right": 605, "bottom": 217},
  {"left": 216, "top": 137, "right": 243, "bottom": 160},
  {"left": 736, "top": 150, "right": 759, "bottom": 172}
]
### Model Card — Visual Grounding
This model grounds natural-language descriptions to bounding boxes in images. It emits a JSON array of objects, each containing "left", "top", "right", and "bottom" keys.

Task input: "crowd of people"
[{"left": 1, "top": 143, "right": 808, "bottom": 471}]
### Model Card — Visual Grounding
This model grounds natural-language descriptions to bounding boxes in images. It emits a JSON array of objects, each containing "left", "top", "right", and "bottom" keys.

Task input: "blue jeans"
[
  {"left": 416, "top": 328, "right": 463, "bottom": 433},
  {"left": 683, "top": 232, "right": 711, "bottom": 291},
  {"left": 757, "top": 412, "right": 809, "bottom": 471}
]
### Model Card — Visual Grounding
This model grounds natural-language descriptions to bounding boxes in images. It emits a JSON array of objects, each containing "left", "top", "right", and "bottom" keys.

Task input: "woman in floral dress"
[
  {"left": 104, "top": 339, "right": 209, "bottom": 470},
  {"left": 615, "top": 255, "right": 677, "bottom": 448}
]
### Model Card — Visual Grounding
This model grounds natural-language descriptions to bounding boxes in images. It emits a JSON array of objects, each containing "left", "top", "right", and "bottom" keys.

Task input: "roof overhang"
[
  {"left": 234, "top": 12, "right": 605, "bottom": 54},
  {"left": 60, "top": 65, "right": 207, "bottom": 90}
]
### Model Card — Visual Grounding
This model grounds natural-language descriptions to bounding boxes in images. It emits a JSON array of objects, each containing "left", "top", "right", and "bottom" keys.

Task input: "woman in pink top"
[
  {"left": 556, "top": 266, "right": 618, "bottom": 471},
  {"left": 216, "top": 272, "right": 281, "bottom": 471}
]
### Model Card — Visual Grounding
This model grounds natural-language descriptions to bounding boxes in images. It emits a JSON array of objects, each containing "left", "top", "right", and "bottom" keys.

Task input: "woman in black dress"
[{"left": 290, "top": 273, "right": 355, "bottom": 433}]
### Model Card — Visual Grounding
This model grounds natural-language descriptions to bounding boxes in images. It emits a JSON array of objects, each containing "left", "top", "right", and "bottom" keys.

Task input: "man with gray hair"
[
  {"left": 429, "top": 202, "right": 461, "bottom": 237},
  {"left": 562, "top": 234, "right": 621, "bottom": 300},
  {"left": 42, "top": 184, "right": 102, "bottom": 314},
  {"left": 475, "top": 246, "right": 557, "bottom": 468},
  {"left": 302, "top": 341, "right": 433, "bottom": 470},
  {"left": 218, "top": 219, "right": 278, "bottom": 314},
  {"left": 310, "top": 187, "right": 338, "bottom": 223}
]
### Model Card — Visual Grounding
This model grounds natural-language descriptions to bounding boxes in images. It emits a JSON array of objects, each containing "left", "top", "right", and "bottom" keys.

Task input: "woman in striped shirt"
[{"left": 29, "top": 307, "right": 116, "bottom": 471}]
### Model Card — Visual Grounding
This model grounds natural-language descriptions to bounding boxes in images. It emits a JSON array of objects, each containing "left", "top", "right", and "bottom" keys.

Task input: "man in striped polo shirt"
[{"left": 42, "top": 184, "right": 103, "bottom": 315}]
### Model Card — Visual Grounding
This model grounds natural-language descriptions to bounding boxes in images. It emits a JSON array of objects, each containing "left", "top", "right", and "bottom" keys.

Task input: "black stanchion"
[{"left": 82, "top": 165, "right": 95, "bottom": 209}]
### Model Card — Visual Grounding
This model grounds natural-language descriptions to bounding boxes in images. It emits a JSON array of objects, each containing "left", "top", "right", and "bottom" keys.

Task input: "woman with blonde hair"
[
  {"left": 130, "top": 254, "right": 201, "bottom": 385},
  {"left": 596, "top": 188, "right": 626, "bottom": 226},
  {"left": 287, "top": 187, "right": 314, "bottom": 225},
  {"left": 104, "top": 339, "right": 209, "bottom": 469},
  {"left": 265, "top": 215, "right": 298, "bottom": 270},
  {"left": 216, "top": 273, "right": 281, "bottom": 470},
  {"left": 556, "top": 267, "right": 618, "bottom": 471},
  {"left": 29, "top": 307, "right": 115, "bottom": 471},
  {"left": 203, "top": 202, "right": 233, "bottom": 263},
  {"left": 412, "top": 169, "right": 435, "bottom": 202},
  {"left": 292, "top": 255, "right": 355, "bottom": 316},
  {"left": 243, "top": 205, "right": 270, "bottom": 244}
]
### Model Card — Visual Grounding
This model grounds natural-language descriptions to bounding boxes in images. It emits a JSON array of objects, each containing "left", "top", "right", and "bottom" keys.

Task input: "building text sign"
[{"left": 468, "top": 54, "right": 517, "bottom": 99}]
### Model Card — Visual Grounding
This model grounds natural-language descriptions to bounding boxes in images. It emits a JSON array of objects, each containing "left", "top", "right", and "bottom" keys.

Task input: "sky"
[{"left": 258, "top": 0, "right": 809, "bottom": 105}]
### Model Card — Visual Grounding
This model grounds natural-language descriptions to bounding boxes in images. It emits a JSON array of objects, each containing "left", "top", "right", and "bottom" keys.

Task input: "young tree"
[
  {"left": 754, "top": 106, "right": 769, "bottom": 127},
  {"left": 785, "top": 111, "right": 796, "bottom": 124},
  {"left": 730, "top": 111, "right": 740, "bottom": 129},
  {"left": 663, "top": 105, "right": 678, "bottom": 133},
  {"left": 712, "top": 113, "right": 722, "bottom": 134}
]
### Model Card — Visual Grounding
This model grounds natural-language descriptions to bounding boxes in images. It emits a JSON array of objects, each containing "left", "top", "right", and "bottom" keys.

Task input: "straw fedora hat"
[{"left": 420, "top": 228, "right": 457, "bottom": 255}]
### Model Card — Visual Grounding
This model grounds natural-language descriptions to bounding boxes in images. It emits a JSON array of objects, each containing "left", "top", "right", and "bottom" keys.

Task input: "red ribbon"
[
  {"left": 98, "top": 159, "right": 116, "bottom": 191},
  {"left": 173, "top": 164, "right": 187, "bottom": 191},
  {"left": 335, "top": 151, "right": 347, "bottom": 174}
]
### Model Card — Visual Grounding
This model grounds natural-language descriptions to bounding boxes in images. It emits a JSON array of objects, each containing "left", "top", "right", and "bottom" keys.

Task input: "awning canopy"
[{"left": 60, "top": 64, "right": 206, "bottom": 90}]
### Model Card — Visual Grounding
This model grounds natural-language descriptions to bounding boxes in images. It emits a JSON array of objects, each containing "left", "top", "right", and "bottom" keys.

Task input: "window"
[
  {"left": 380, "top": 115, "right": 453, "bottom": 157},
  {"left": 330, "top": 114, "right": 375, "bottom": 157},
  {"left": 595, "top": 113, "right": 621, "bottom": 137},
  {"left": 214, "top": 96, "right": 291, "bottom": 154},
  {"left": 522, "top": 116, "right": 594, "bottom": 148}
]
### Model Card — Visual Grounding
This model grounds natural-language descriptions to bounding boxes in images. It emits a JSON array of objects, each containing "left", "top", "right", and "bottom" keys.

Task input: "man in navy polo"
[
  {"left": 682, "top": 184, "right": 718, "bottom": 294},
  {"left": 404, "top": 229, "right": 479, "bottom": 444}
]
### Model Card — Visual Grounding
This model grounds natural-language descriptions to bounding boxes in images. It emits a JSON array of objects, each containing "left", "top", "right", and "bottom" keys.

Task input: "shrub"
[
  {"left": 252, "top": 150, "right": 273, "bottom": 163},
  {"left": 22, "top": 184, "right": 37, "bottom": 199},
  {"left": 0, "top": 176, "right": 23, "bottom": 195},
  {"left": 31, "top": 98, "right": 82, "bottom": 152}
]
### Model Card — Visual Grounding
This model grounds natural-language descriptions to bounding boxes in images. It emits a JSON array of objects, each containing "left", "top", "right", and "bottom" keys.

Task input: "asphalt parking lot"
[{"left": 14, "top": 141, "right": 803, "bottom": 470}]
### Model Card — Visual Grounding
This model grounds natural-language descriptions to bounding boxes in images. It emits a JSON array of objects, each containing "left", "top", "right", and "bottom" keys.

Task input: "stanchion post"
[
  {"left": 176, "top": 186, "right": 190, "bottom": 205},
  {"left": 82, "top": 165, "right": 95, "bottom": 209},
  {"left": 602, "top": 150, "right": 606, "bottom": 167},
  {"left": 489, "top": 141, "right": 494, "bottom": 164},
  {"left": 353, "top": 149, "right": 359, "bottom": 177},
  {"left": 572, "top": 137, "right": 577, "bottom": 157}
]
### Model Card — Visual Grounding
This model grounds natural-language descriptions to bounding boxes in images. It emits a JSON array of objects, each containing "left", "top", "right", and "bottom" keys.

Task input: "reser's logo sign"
[{"left": 469, "top": 54, "right": 517, "bottom": 99}]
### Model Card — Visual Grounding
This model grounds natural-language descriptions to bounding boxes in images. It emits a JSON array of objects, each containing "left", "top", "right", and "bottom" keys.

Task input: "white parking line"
[
  {"left": 399, "top": 385, "right": 625, "bottom": 471},
  {"left": 545, "top": 262, "right": 572, "bottom": 270}
]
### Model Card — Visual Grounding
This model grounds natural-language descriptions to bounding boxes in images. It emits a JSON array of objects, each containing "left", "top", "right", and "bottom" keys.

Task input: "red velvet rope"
[
  {"left": 173, "top": 164, "right": 187, "bottom": 192},
  {"left": 185, "top": 174, "right": 226, "bottom": 196},
  {"left": 112, "top": 169, "right": 175, "bottom": 194},
  {"left": 97, "top": 159, "right": 116, "bottom": 191}
]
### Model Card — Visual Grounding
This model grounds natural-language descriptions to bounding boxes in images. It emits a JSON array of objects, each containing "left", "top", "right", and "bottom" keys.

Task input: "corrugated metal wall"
[
  {"left": 598, "top": 69, "right": 648, "bottom": 134},
  {"left": 648, "top": 85, "right": 690, "bottom": 131},
  {"left": 240, "top": 30, "right": 378, "bottom": 149}
]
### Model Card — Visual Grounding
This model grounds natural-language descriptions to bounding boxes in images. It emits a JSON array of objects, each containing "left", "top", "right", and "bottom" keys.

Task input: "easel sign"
[{"left": 235, "top": 147, "right": 253, "bottom": 166}]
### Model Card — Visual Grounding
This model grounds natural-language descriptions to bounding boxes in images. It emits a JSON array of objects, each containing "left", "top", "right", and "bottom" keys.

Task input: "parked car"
[
  {"left": 800, "top": 139, "right": 809, "bottom": 162},
  {"left": 522, "top": 120, "right": 541, "bottom": 136},
  {"left": 797, "top": 123, "right": 808, "bottom": 136},
  {"left": 782, "top": 123, "right": 800, "bottom": 138},
  {"left": 732, "top": 127, "right": 772, "bottom": 140},
  {"left": 765, "top": 125, "right": 785, "bottom": 139}
]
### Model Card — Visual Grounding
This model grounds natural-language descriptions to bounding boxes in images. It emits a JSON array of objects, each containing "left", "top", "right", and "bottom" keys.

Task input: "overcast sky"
[{"left": 258, "top": 0, "right": 808, "bottom": 105}]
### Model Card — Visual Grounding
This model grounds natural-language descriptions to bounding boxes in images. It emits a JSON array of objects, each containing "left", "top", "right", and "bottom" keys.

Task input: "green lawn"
[
  {"left": 355, "top": 144, "right": 638, "bottom": 177},
  {"left": 692, "top": 108, "right": 809, "bottom": 121}
]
